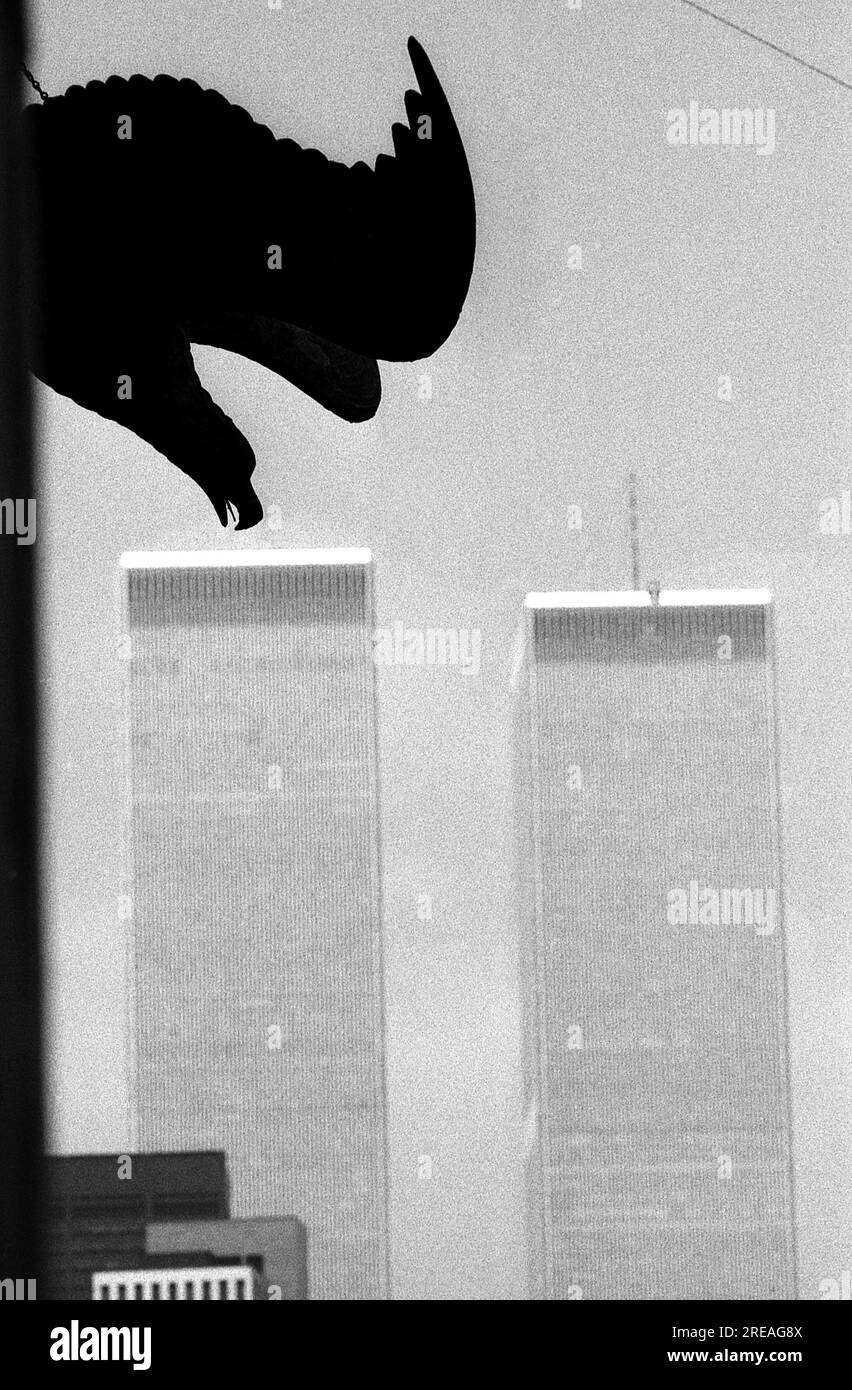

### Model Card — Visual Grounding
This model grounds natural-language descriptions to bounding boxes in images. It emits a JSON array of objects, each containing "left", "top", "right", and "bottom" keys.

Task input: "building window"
[
  {"left": 98, "top": 1285, "right": 109, "bottom": 1299},
  {"left": 235, "top": 1280, "right": 245, "bottom": 1300},
  {"left": 185, "top": 1282, "right": 194, "bottom": 1299},
  {"left": 168, "top": 1282, "right": 178, "bottom": 1300},
  {"left": 117, "top": 1284, "right": 126, "bottom": 1300},
  {"left": 202, "top": 1280, "right": 211, "bottom": 1300},
  {"left": 134, "top": 1283, "right": 143, "bottom": 1300},
  {"left": 219, "top": 1280, "right": 229, "bottom": 1300},
  {"left": 151, "top": 1282, "right": 161, "bottom": 1300}
]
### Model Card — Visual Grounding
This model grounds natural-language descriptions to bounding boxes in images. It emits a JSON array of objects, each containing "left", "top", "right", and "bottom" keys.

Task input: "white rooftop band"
[
  {"left": 525, "top": 591, "right": 651, "bottom": 609},
  {"left": 120, "top": 549, "right": 372, "bottom": 569},
  {"left": 524, "top": 589, "right": 772, "bottom": 608},
  {"left": 657, "top": 588, "right": 772, "bottom": 606}
]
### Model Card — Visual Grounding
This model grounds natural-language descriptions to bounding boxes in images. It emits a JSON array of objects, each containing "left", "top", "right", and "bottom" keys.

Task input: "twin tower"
[{"left": 121, "top": 550, "right": 796, "bottom": 1301}]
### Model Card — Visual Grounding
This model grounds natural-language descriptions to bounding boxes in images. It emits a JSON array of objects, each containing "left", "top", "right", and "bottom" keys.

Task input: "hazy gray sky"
[{"left": 34, "top": 0, "right": 851, "bottom": 1298}]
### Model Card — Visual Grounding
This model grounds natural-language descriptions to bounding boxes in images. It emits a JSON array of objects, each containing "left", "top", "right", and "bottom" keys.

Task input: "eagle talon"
[{"left": 231, "top": 489, "right": 264, "bottom": 532}]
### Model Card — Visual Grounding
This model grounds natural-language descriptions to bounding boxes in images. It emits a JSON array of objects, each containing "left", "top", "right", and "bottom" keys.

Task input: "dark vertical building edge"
[
  {"left": 0, "top": 0, "right": 43, "bottom": 1281},
  {"left": 364, "top": 560, "right": 394, "bottom": 1301},
  {"left": 766, "top": 604, "right": 801, "bottom": 1297}
]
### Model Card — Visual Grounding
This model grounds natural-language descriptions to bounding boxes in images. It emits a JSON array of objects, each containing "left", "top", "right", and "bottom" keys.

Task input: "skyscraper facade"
[
  {"left": 515, "top": 590, "right": 796, "bottom": 1300},
  {"left": 123, "top": 550, "right": 390, "bottom": 1300}
]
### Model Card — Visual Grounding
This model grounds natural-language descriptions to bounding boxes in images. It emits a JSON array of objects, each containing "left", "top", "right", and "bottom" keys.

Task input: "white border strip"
[{"left": 120, "top": 548, "right": 372, "bottom": 569}]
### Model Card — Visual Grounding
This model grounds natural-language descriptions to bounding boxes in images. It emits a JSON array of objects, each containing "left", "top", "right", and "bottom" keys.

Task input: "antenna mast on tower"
[
  {"left": 628, "top": 470, "right": 641, "bottom": 591},
  {"left": 628, "top": 471, "right": 659, "bottom": 602}
]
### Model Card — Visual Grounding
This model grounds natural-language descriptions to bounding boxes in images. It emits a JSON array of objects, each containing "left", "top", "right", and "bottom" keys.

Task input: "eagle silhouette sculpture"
[{"left": 23, "top": 37, "right": 476, "bottom": 529}]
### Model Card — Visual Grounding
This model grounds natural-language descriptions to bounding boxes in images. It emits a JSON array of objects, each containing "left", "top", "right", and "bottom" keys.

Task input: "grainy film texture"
[
  {"left": 125, "top": 554, "right": 389, "bottom": 1300},
  {"left": 517, "top": 594, "right": 796, "bottom": 1299}
]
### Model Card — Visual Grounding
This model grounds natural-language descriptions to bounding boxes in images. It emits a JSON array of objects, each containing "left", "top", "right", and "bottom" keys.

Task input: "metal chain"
[{"left": 20, "top": 64, "right": 49, "bottom": 102}]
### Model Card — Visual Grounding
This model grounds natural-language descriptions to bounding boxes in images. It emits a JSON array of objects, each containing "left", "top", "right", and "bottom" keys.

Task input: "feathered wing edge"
[{"left": 269, "top": 36, "right": 477, "bottom": 362}]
